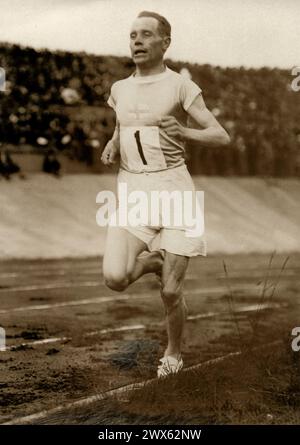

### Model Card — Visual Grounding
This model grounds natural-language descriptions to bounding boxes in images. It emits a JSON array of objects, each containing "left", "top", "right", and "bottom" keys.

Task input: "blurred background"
[{"left": 0, "top": 0, "right": 299, "bottom": 257}]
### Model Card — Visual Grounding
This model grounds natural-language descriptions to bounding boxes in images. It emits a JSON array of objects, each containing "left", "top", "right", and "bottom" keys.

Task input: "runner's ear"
[{"left": 162, "top": 36, "right": 171, "bottom": 52}]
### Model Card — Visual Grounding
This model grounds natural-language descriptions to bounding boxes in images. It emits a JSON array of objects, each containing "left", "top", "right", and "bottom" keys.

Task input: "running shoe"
[{"left": 157, "top": 355, "right": 183, "bottom": 378}]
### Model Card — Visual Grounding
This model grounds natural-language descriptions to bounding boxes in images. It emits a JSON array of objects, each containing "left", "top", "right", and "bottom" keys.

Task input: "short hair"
[{"left": 137, "top": 11, "right": 171, "bottom": 37}]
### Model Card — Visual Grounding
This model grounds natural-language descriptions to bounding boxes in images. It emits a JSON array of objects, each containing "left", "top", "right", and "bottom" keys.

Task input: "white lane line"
[
  {"left": 0, "top": 285, "right": 257, "bottom": 314},
  {"left": 216, "top": 270, "right": 299, "bottom": 279},
  {"left": 0, "top": 278, "right": 226, "bottom": 292},
  {"left": 0, "top": 281, "right": 102, "bottom": 293},
  {"left": 2, "top": 339, "right": 282, "bottom": 425},
  {"left": 5, "top": 325, "right": 147, "bottom": 351},
  {"left": 5, "top": 302, "right": 287, "bottom": 351},
  {"left": 183, "top": 339, "right": 282, "bottom": 373},
  {"left": 0, "top": 294, "right": 143, "bottom": 314},
  {"left": 0, "top": 269, "right": 102, "bottom": 279},
  {"left": 0, "top": 271, "right": 75, "bottom": 279},
  {"left": 5, "top": 325, "right": 146, "bottom": 351},
  {"left": 0, "top": 262, "right": 101, "bottom": 272},
  {"left": 85, "top": 325, "right": 146, "bottom": 337},
  {"left": 1, "top": 268, "right": 298, "bottom": 280},
  {"left": 187, "top": 302, "right": 287, "bottom": 320},
  {"left": 1, "top": 271, "right": 296, "bottom": 293},
  {"left": 6, "top": 337, "right": 70, "bottom": 350}
]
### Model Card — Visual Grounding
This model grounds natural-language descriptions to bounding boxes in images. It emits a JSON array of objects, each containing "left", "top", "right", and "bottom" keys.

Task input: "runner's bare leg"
[
  {"left": 103, "top": 226, "right": 163, "bottom": 291},
  {"left": 104, "top": 228, "right": 188, "bottom": 358},
  {"left": 160, "top": 252, "right": 189, "bottom": 359}
]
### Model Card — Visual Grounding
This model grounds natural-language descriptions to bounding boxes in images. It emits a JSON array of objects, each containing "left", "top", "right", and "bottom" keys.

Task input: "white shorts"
[{"left": 112, "top": 164, "right": 207, "bottom": 257}]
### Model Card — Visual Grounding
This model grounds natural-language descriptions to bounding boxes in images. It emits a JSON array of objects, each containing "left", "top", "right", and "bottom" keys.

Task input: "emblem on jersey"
[{"left": 128, "top": 103, "right": 150, "bottom": 120}]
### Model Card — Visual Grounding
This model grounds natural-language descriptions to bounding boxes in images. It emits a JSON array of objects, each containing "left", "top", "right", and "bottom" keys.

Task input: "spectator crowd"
[{"left": 0, "top": 42, "right": 299, "bottom": 176}]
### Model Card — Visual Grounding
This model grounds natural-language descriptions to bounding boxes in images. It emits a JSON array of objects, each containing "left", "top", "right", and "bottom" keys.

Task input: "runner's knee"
[
  {"left": 104, "top": 272, "right": 129, "bottom": 292},
  {"left": 161, "top": 285, "right": 183, "bottom": 310}
]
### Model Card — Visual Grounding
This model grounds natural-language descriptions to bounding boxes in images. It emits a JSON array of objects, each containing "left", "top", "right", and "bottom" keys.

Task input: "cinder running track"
[{"left": 1, "top": 253, "right": 299, "bottom": 424}]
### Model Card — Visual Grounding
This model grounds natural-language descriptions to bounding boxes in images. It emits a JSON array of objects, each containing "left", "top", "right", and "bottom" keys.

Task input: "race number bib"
[{"left": 120, "top": 126, "right": 167, "bottom": 172}]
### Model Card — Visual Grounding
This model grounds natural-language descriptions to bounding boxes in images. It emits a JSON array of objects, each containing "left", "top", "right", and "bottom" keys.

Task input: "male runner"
[{"left": 101, "top": 11, "right": 230, "bottom": 377}]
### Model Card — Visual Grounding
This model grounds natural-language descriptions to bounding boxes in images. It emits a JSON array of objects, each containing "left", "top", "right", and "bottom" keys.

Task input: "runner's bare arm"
[
  {"left": 101, "top": 120, "right": 120, "bottom": 166},
  {"left": 159, "top": 95, "right": 230, "bottom": 147}
]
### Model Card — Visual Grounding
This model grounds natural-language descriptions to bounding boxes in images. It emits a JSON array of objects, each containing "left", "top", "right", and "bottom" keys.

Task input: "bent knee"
[
  {"left": 104, "top": 272, "right": 129, "bottom": 292},
  {"left": 161, "top": 286, "right": 183, "bottom": 308}
]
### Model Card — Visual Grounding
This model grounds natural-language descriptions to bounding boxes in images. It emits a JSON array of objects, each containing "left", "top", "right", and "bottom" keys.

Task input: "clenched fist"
[
  {"left": 101, "top": 140, "right": 120, "bottom": 166},
  {"left": 159, "top": 116, "right": 187, "bottom": 140}
]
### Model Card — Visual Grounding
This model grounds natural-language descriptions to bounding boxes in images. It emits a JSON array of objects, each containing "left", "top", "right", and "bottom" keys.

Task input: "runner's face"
[{"left": 130, "top": 17, "right": 167, "bottom": 67}]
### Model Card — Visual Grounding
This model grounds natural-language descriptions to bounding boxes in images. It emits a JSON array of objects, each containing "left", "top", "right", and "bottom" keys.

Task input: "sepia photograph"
[{"left": 0, "top": 0, "right": 300, "bottom": 435}]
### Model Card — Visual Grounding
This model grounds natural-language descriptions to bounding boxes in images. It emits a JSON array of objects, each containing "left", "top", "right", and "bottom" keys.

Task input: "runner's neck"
[
  {"left": 134, "top": 63, "right": 167, "bottom": 78},
  {"left": 130, "top": 66, "right": 170, "bottom": 84}
]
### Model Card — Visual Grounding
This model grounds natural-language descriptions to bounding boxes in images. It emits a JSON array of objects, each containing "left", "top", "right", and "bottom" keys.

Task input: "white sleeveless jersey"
[{"left": 107, "top": 66, "right": 202, "bottom": 173}]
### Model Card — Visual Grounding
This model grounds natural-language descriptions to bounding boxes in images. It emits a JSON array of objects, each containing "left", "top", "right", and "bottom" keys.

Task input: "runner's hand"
[
  {"left": 159, "top": 116, "right": 186, "bottom": 140},
  {"left": 101, "top": 140, "right": 119, "bottom": 166}
]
